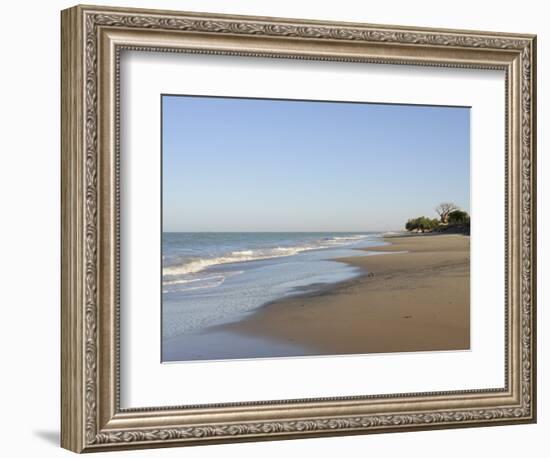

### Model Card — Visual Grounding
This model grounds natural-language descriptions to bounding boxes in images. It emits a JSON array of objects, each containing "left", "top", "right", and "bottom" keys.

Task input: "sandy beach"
[{"left": 220, "top": 234, "right": 470, "bottom": 355}]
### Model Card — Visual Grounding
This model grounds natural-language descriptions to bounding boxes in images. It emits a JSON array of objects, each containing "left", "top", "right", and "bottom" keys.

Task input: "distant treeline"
[{"left": 405, "top": 203, "right": 470, "bottom": 234}]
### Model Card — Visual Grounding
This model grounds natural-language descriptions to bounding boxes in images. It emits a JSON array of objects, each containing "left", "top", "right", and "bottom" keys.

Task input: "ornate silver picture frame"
[{"left": 61, "top": 4, "right": 536, "bottom": 453}]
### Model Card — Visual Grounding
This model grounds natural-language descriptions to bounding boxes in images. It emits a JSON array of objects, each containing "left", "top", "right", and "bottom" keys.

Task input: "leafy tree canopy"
[{"left": 448, "top": 210, "right": 470, "bottom": 224}]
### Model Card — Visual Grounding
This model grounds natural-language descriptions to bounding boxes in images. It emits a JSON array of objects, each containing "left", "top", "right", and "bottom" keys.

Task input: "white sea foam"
[
  {"left": 164, "top": 245, "right": 323, "bottom": 277},
  {"left": 331, "top": 235, "right": 368, "bottom": 240},
  {"left": 163, "top": 271, "right": 244, "bottom": 292},
  {"left": 163, "top": 234, "right": 373, "bottom": 281},
  {"left": 163, "top": 275, "right": 226, "bottom": 286}
]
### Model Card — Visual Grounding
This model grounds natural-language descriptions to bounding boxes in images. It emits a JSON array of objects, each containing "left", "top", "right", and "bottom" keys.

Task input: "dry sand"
[{"left": 221, "top": 234, "right": 470, "bottom": 355}]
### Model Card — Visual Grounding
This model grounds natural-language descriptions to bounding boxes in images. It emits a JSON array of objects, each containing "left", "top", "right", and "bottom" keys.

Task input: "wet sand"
[{"left": 220, "top": 234, "right": 470, "bottom": 355}]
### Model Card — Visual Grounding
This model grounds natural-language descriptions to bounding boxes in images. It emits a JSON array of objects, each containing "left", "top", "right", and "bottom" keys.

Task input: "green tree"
[
  {"left": 405, "top": 216, "right": 440, "bottom": 233},
  {"left": 448, "top": 210, "right": 470, "bottom": 224},
  {"left": 405, "top": 218, "right": 417, "bottom": 231}
]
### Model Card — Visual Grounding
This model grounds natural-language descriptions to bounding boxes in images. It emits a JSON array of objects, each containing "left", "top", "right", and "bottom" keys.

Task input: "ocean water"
[{"left": 162, "top": 232, "right": 386, "bottom": 347}]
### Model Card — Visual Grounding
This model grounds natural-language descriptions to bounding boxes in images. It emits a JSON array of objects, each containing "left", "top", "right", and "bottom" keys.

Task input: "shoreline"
[{"left": 217, "top": 233, "right": 470, "bottom": 356}]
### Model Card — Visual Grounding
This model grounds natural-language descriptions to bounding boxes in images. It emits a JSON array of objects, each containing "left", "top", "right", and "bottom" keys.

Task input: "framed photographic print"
[{"left": 61, "top": 4, "right": 537, "bottom": 453}]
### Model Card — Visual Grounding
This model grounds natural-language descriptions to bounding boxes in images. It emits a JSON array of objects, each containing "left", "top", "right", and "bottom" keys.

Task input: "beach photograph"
[{"left": 161, "top": 95, "right": 470, "bottom": 362}]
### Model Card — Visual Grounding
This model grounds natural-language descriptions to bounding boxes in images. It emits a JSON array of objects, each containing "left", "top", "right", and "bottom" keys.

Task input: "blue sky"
[{"left": 162, "top": 95, "right": 470, "bottom": 232}]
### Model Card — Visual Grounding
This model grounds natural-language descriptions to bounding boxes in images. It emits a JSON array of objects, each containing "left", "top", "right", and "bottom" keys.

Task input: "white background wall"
[{"left": 0, "top": 0, "right": 545, "bottom": 456}]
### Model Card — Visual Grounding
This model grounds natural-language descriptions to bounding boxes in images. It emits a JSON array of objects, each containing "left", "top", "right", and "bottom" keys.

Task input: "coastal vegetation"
[
  {"left": 405, "top": 216, "right": 440, "bottom": 232},
  {"left": 435, "top": 202, "right": 459, "bottom": 224},
  {"left": 405, "top": 202, "right": 470, "bottom": 234}
]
